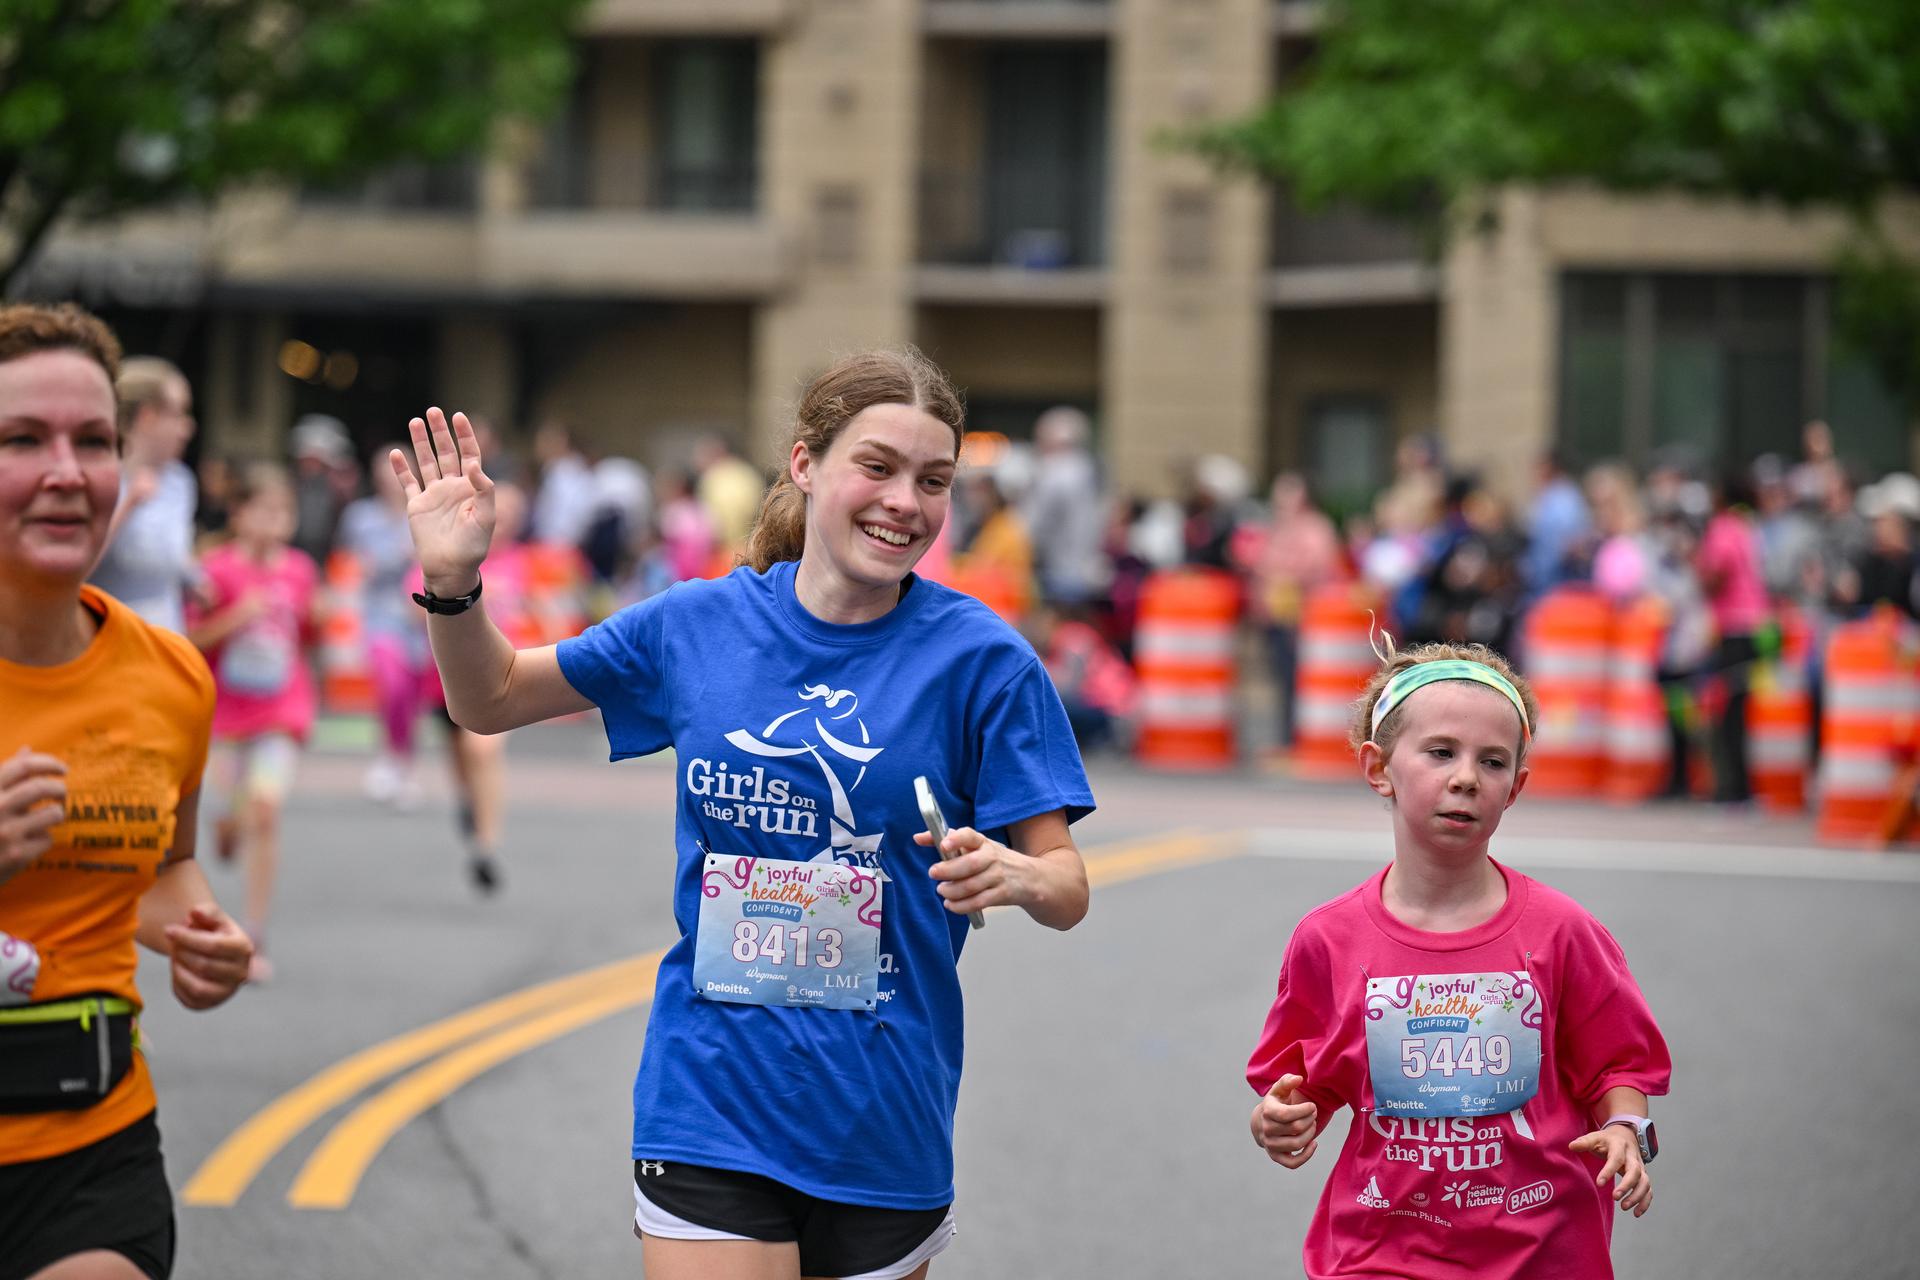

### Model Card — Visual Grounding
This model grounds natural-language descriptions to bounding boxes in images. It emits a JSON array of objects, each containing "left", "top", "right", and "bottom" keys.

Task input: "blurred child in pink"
[{"left": 186, "top": 463, "right": 320, "bottom": 982}]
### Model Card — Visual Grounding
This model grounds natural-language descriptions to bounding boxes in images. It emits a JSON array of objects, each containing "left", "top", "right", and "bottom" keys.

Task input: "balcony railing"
[
  {"left": 303, "top": 160, "right": 480, "bottom": 214},
  {"left": 924, "top": 0, "right": 1113, "bottom": 37},
  {"left": 1270, "top": 186, "right": 1424, "bottom": 268},
  {"left": 526, "top": 140, "right": 756, "bottom": 214},
  {"left": 920, "top": 168, "right": 1105, "bottom": 268}
]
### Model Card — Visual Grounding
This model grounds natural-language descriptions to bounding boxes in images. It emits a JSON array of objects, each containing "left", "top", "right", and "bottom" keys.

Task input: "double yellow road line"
[
  {"left": 183, "top": 830, "right": 1241, "bottom": 1211},
  {"left": 181, "top": 953, "right": 665, "bottom": 1210}
]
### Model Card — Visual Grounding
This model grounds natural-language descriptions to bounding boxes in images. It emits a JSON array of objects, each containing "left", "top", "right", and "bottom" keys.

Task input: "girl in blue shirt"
[{"left": 391, "top": 348, "right": 1093, "bottom": 1280}]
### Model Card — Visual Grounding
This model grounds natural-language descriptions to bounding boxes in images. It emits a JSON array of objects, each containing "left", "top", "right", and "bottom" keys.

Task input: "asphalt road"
[{"left": 136, "top": 722, "right": 1920, "bottom": 1279}]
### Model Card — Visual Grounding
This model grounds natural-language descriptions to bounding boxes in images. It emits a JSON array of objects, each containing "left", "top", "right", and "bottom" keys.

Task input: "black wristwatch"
[{"left": 411, "top": 575, "right": 483, "bottom": 616}]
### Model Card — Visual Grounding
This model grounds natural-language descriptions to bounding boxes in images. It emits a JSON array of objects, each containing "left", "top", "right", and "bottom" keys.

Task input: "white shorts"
[{"left": 211, "top": 733, "right": 301, "bottom": 807}]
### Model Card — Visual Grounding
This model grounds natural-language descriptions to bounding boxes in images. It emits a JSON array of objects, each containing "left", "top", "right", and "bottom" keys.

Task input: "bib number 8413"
[
  {"left": 731, "top": 921, "right": 844, "bottom": 969},
  {"left": 1400, "top": 1035, "right": 1511, "bottom": 1078}
]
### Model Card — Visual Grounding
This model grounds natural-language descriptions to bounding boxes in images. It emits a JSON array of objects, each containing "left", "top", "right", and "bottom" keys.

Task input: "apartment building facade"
[{"left": 20, "top": 0, "right": 1915, "bottom": 503}]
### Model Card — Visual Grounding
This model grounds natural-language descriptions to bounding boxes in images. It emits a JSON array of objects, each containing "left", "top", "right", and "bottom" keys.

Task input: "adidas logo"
[{"left": 1356, "top": 1175, "right": 1390, "bottom": 1209}]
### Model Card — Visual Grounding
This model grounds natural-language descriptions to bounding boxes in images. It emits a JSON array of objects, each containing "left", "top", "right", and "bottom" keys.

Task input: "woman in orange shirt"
[{"left": 0, "top": 303, "right": 252, "bottom": 1280}]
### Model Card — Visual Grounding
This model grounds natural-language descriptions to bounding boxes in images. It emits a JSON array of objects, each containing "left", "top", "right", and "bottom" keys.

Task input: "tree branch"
[{"left": 0, "top": 178, "right": 75, "bottom": 298}]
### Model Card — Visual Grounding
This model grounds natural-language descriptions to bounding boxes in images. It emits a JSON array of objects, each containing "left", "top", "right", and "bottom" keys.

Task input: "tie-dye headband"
[{"left": 1369, "top": 659, "right": 1532, "bottom": 744}]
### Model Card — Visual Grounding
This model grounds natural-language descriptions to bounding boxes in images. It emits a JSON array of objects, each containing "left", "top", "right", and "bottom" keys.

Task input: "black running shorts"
[
  {"left": 0, "top": 1110, "right": 175, "bottom": 1280},
  {"left": 635, "top": 1158, "right": 951, "bottom": 1278}
]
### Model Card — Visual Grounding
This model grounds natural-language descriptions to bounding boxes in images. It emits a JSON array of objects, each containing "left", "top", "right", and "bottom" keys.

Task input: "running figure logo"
[{"left": 725, "top": 683, "right": 887, "bottom": 868}]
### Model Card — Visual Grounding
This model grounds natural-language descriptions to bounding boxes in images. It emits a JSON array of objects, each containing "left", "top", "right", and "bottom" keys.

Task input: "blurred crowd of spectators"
[
  {"left": 183, "top": 411, "right": 771, "bottom": 618},
  {"left": 942, "top": 411, "right": 1920, "bottom": 799},
  {"left": 145, "top": 391, "right": 1918, "bottom": 796}
]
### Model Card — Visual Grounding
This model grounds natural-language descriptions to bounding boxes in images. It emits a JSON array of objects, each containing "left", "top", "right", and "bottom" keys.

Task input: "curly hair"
[
  {"left": 1348, "top": 636, "right": 1539, "bottom": 762},
  {"left": 0, "top": 303, "right": 122, "bottom": 382}
]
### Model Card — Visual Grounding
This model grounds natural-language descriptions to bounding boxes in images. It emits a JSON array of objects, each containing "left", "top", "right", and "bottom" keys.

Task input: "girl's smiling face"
[
  {"left": 792, "top": 402, "right": 957, "bottom": 599},
  {"left": 1361, "top": 679, "right": 1529, "bottom": 859}
]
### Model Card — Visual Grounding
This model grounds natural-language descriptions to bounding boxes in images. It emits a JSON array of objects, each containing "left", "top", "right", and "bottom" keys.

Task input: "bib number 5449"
[{"left": 1400, "top": 1035, "right": 1511, "bottom": 1078}]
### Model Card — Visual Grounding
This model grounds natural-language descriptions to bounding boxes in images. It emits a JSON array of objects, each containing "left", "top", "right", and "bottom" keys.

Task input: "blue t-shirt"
[{"left": 557, "top": 560, "right": 1094, "bottom": 1208}]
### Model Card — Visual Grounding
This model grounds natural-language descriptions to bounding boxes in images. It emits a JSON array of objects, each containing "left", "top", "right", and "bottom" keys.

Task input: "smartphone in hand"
[{"left": 914, "top": 776, "right": 985, "bottom": 930}]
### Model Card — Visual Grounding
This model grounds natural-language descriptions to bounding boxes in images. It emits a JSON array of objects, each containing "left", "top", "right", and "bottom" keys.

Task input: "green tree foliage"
[
  {"left": 0, "top": 0, "right": 589, "bottom": 289},
  {"left": 1196, "top": 0, "right": 1920, "bottom": 404}
]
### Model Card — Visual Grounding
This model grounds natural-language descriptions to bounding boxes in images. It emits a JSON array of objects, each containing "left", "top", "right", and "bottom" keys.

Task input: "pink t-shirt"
[
  {"left": 1698, "top": 512, "right": 1768, "bottom": 636},
  {"left": 1247, "top": 862, "right": 1670, "bottom": 1280},
  {"left": 192, "top": 544, "right": 320, "bottom": 742}
]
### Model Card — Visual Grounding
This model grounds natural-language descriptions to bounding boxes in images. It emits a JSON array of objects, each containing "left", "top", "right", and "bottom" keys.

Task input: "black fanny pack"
[{"left": 0, "top": 994, "right": 137, "bottom": 1114}]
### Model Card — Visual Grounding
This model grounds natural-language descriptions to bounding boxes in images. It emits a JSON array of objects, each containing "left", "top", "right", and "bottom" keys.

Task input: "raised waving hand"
[{"left": 390, "top": 408, "right": 494, "bottom": 592}]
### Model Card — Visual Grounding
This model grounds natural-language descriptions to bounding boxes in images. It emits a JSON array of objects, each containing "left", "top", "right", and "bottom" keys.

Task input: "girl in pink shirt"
[
  {"left": 186, "top": 464, "right": 320, "bottom": 982},
  {"left": 1247, "top": 639, "right": 1669, "bottom": 1280}
]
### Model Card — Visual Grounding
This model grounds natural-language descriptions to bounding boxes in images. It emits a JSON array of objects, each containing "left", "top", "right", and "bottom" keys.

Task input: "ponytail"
[{"left": 741, "top": 475, "right": 809, "bottom": 573}]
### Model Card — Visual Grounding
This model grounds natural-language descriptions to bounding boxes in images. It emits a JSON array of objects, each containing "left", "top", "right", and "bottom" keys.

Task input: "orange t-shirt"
[{"left": 0, "top": 585, "right": 214, "bottom": 1163}]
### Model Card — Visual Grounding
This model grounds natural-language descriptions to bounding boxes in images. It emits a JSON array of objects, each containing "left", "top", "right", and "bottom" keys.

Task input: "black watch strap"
[{"left": 411, "top": 575, "right": 483, "bottom": 615}]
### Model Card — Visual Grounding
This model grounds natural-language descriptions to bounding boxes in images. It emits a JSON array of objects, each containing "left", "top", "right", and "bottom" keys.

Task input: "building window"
[
  {"left": 1559, "top": 274, "right": 1629, "bottom": 469},
  {"left": 1305, "top": 394, "right": 1390, "bottom": 511},
  {"left": 983, "top": 43, "right": 1108, "bottom": 268},
  {"left": 652, "top": 40, "right": 759, "bottom": 213},
  {"left": 1558, "top": 270, "right": 1906, "bottom": 475},
  {"left": 533, "top": 39, "right": 759, "bottom": 213}
]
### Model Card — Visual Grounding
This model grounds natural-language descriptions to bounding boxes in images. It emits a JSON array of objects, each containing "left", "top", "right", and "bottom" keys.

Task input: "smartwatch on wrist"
[
  {"left": 1603, "top": 1114, "right": 1658, "bottom": 1163},
  {"left": 411, "top": 575, "right": 483, "bottom": 616}
]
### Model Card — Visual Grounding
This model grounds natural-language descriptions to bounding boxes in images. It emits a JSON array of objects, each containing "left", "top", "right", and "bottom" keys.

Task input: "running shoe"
[{"left": 468, "top": 853, "right": 501, "bottom": 895}]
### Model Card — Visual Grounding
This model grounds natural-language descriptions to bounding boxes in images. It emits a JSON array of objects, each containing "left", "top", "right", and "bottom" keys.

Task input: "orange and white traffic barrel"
[
  {"left": 1817, "top": 608, "right": 1919, "bottom": 843},
  {"left": 1291, "top": 583, "right": 1384, "bottom": 780},
  {"left": 319, "top": 551, "right": 373, "bottom": 715},
  {"left": 1518, "top": 587, "right": 1613, "bottom": 797},
  {"left": 1133, "top": 568, "right": 1239, "bottom": 769},
  {"left": 942, "top": 563, "right": 1029, "bottom": 626},
  {"left": 1749, "top": 610, "right": 1813, "bottom": 812},
  {"left": 1602, "top": 596, "right": 1670, "bottom": 804},
  {"left": 524, "top": 542, "right": 592, "bottom": 644}
]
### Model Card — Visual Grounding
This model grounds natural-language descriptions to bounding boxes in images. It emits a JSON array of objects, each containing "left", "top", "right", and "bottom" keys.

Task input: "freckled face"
[
  {"left": 793, "top": 403, "right": 957, "bottom": 593},
  {"left": 1376, "top": 682, "right": 1528, "bottom": 854},
  {"left": 0, "top": 350, "right": 121, "bottom": 587}
]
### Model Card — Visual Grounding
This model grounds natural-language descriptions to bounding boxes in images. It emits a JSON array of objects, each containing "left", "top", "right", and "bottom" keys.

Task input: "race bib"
[
  {"left": 219, "top": 625, "right": 295, "bottom": 696},
  {"left": 1365, "top": 971, "right": 1542, "bottom": 1118},
  {"left": 693, "top": 854, "right": 882, "bottom": 1011}
]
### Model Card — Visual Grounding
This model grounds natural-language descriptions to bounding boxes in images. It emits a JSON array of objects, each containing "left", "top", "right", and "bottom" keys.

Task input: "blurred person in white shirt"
[
  {"left": 90, "top": 357, "right": 198, "bottom": 631},
  {"left": 530, "top": 419, "right": 597, "bottom": 549},
  {"left": 1023, "top": 406, "right": 1108, "bottom": 606}
]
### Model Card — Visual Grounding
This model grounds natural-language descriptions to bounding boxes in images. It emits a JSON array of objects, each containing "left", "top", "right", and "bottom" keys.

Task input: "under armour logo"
[{"left": 638, "top": 1161, "right": 666, "bottom": 1177}]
